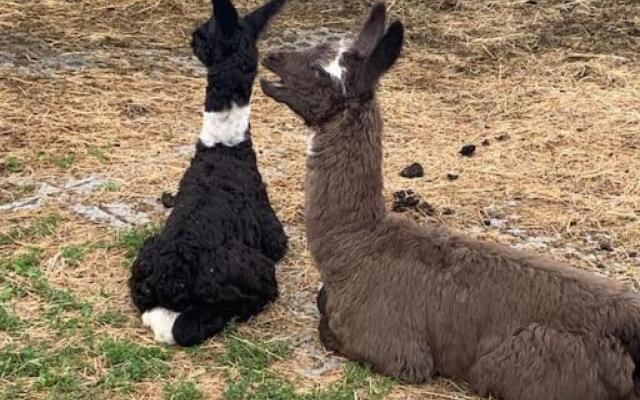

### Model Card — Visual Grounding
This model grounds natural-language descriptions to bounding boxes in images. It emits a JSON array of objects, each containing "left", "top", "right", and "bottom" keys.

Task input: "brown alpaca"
[{"left": 261, "top": 3, "right": 640, "bottom": 400}]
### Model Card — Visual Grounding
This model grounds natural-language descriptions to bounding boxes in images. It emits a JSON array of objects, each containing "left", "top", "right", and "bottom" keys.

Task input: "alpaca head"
[
  {"left": 261, "top": 2, "right": 404, "bottom": 126},
  {"left": 193, "top": 0, "right": 286, "bottom": 112}
]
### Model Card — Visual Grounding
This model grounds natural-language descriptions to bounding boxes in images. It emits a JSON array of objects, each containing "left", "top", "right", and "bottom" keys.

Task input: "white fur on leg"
[
  {"left": 141, "top": 307, "right": 181, "bottom": 345},
  {"left": 200, "top": 103, "right": 251, "bottom": 147}
]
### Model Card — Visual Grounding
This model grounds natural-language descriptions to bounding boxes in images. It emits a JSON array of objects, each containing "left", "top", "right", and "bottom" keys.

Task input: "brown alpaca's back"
[
  {"left": 260, "top": 3, "right": 640, "bottom": 399},
  {"left": 318, "top": 214, "right": 640, "bottom": 399}
]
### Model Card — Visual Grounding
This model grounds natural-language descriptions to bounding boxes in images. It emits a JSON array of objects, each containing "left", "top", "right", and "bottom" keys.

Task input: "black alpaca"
[{"left": 129, "top": 0, "right": 288, "bottom": 346}]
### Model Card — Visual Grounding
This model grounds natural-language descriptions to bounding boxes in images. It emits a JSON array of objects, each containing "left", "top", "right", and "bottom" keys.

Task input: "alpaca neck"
[
  {"left": 306, "top": 99, "right": 385, "bottom": 240},
  {"left": 199, "top": 102, "right": 251, "bottom": 147}
]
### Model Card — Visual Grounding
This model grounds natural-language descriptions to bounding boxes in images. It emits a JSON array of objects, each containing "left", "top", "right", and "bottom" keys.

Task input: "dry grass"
[{"left": 1, "top": 0, "right": 639, "bottom": 399}]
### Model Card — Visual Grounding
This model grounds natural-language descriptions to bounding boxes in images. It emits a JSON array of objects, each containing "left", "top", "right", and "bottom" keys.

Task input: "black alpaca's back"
[{"left": 129, "top": 139, "right": 287, "bottom": 346}]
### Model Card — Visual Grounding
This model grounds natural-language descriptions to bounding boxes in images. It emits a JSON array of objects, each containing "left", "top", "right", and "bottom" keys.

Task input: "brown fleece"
[{"left": 261, "top": 3, "right": 640, "bottom": 399}]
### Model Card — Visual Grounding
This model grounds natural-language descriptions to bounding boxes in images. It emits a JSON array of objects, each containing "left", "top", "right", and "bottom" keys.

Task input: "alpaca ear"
[
  {"left": 245, "top": 0, "right": 286, "bottom": 39},
  {"left": 356, "top": 21, "right": 404, "bottom": 93},
  {"left": 213, "top": 0, "right": 239, "bottom": 36},
  {"left": 353, "top": 2, "right": 387, "bottom": 57}
]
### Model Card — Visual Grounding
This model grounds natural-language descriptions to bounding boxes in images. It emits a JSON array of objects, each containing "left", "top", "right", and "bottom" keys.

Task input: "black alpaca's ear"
[
  {"left": 353, "top": 2, "right": 387, "bottom": 57},
  {"left": 213, "top": 0, "right": 239, "bottom": 36},
  {"left": 356, "top": 21, "right": 404, "bottom": 94},
  {"left": 245, "top": 0, "right": 286, "bottom": 40}
]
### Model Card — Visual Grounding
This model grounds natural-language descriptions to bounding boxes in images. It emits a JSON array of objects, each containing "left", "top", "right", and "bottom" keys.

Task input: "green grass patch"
[
  {"left": 218, "top": 334, "right": 393, "bottom": 400},
  {"left": 218, "top": 334, "right": 291, "bottom": 371},
  {"left": 0, "top": 345, "right": 50, "bottom": 379},
  {"left": 0, "top": 304, "right": 22, "bottom": 332},
  {"left": 37, "top": 152, "right": 75, "bottom": 170},
  {"left": 0, "top": 344, "right": 93, "bottom": 399},
  {"left": 36, "top": 279, "right": 91, "bottom": 315},
  {"left": 164, "top": 381, "right": 204, "bottom": 400},
  {"left": 308, "top": 363, "right": 395, "bottom": 400},
  {"left": 54, "top": 154, "right": 75, "bottom": 170},
  {"left": 60, "top": 244, "right": 88, "bottom": 266},
  {"left": 4, "top": 248, "right": 43, "bottom": 278},
  {"left": 225, "top": 362, "right": 394, "bottom": 400},
  {"left": 60, "top": 241, "right": 107, "bottom": 266},
  {"left": 88, "top": 147, "right": 109, "bottom": 163},
  {"left": 0, "top": 213, "right": 62, "bottom": 245},
  {"left": 163, "top": 131, "right": 176, "bottom": 141},
  {"left": 5, "top": 156, "right": 23, "bottom": 173},
  {"left": 117, "top": 224, "right": 162, "bottom": 260},
  {"left": 33, "top": 213, "right": 62, "bottom": 236},
  {"left": 102, "top": 181, "right": 119, "bottom": 192},
  {"left": 47, "top": 313, "right": 93, "bottom": 338},
  {"left": 34, "top": 371, "right": 85, "bottom": 396},
  {"left": 1, "top": 248, "right": 91, "bottom": 316},
  {"left": 101, "top": 339, "right": 170, "bottom": 389},
  {"left": 0, "top": 285, "right": 15, "bottom": 302},
  {"left": 97, "top": 310, "right": 128, "bottom": 327}
]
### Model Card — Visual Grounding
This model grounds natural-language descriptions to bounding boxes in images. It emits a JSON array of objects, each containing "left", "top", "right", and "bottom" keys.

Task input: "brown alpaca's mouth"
[
  {"left": 261, "top": 53, "right": 288, "bottom": 84},
  {"left": 260, "top": 53, "right": 289, "bottom": 100},
  {"left": 260, "top": 77, "right": 285, "bottom": 103}
]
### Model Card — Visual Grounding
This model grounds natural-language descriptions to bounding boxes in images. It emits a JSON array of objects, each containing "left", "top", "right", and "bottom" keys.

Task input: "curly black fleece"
[
  {"left": 129, "top": 0, "right": 287, "bottom": 347},
  {"left": 129, "top": 139, "right": 287, "bottom": 346}
]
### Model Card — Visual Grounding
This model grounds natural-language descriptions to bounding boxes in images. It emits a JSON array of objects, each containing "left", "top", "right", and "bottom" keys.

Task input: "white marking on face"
[
  {"left": 200, "top": 102, "right": 251, "bottom": 147},
  {"left": 323, "top": 43, "right": 348, "bottom": 81},
  {"left": 306, "top": 129, "right": 317, "bottom": 156},
  {"left": 141, "top": 307, "right": 180, "bottom": 345}
]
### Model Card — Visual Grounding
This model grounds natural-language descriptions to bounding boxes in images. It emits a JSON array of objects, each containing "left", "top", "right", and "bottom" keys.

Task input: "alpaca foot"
[
  {"left": 141, "top": 307, "right": 181, "bottom": 345},
  {"left": 392, "top": 352, "right": 435, "bottom": 384},
  {"left": 319, "top": 315, "right": 341, "bottom": 352},
  {"left": 172, "top": 308, "right": 228, "bottom": 346}
]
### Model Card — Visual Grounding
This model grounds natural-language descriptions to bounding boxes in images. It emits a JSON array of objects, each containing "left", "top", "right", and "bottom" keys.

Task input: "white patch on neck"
[
  {"left": 306, "top": 128, "right": 317, "bottom": 156},
  {"left": 323, "top": 43, "right": 348, "bottom": 81},
  {"left": 141, "top": 307, "right": 181, "bottom": 345},
  {"left": 200, "top": 103, "right": 251, "bottom": 147}
]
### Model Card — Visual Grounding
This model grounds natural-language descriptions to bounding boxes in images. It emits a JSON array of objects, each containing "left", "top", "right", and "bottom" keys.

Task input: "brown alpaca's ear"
[
  {"left": 353, "top": 2, "right": 387, "bottom": 57},
  {"left": 213, "top": 0, "right": 239, "bottom": 36},
  {"left": 356, "top": 21, "right": 404, "bottom": 94}
]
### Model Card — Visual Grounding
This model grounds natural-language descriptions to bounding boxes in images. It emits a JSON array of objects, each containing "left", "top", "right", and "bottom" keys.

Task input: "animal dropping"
[
  {"left": 160, "top": 192, "right": 177, "bottom": 209},
  {"left": 392, "top": 190, "right": 421, "bottom": 212},
  {"left": 459, "top": 144, "right": 476, "bottom": 156},
  {"left": 399, "top": 162, "right": 424, "bottom": 178}
]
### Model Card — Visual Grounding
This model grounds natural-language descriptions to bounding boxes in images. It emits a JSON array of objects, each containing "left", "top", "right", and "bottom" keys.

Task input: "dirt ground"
[{"left": 1, "top": 0, "right": 639, "bottom": 399}]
